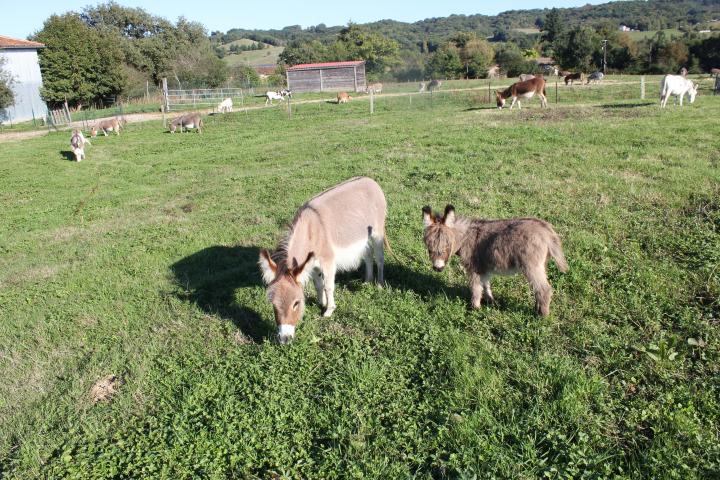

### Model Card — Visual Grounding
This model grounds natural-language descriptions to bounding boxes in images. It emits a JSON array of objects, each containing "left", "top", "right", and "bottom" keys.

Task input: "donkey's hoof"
[{"left": 323, "top": 306, "right": 336, "bottom": 317}]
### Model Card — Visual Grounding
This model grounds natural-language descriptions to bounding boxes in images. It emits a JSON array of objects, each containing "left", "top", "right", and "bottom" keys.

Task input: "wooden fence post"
[
  {"left": 555, "top": 81, "right": 558, "bottom": 104},
  {"left": 640, "top": 76, "right": 645, "bottom": 100},
  {"left": 370, "top": 89, "right": 374, "bottom": 115}
]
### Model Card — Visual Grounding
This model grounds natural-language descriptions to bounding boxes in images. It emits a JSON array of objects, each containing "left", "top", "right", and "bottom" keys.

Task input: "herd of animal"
[
  {"left": 68, "top": 71, "right": 705, "bottom": 162},
  {"left": 258, "top": 176, "right": 568, "bottom": 344}
]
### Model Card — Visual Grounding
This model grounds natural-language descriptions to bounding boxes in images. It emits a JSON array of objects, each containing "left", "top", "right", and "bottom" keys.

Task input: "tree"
[
  {"left": 0, "top": 56, "right": 14, "bottom": 111},
  {"left": 495, "top": 43, "right": 537, "bottom": 77},
  {"left": 541, "top": 8, "right": 565, "bottom": 45},
  {"left": 553, "top": 26, "right": 597, "bottom": 71},
  {"left": 33, "top": 14, "right": 125, "bottom": 107},
  {"left": 425, "top": 44, "right": 463, "bottom": 79},
  {"left": 461, "top": 38, "right": 495, "bottom": 78},
  {"left": 336, "top": 24, "right": 399, "bottom": 78}
]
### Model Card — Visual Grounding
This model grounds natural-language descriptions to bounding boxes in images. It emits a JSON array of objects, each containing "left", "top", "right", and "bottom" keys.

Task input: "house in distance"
[{"left": 0, "top": 35, "right": 48, "bottom": 124}]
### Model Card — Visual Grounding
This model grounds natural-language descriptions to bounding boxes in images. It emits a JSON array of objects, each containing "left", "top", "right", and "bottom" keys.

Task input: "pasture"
[{"left": 0, "top": 86, "right": 719, "bottom": 478}]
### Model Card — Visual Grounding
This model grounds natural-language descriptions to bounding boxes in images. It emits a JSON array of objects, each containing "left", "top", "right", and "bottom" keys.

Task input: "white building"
[{"left": 0, "top": 35, "right": 48, "bottom": 124}]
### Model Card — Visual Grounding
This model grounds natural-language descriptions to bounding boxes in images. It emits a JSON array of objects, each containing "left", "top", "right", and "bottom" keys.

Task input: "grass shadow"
[
  {"left": 598, "top": 102, "right": 655, "bottom": 109},
  {"left": 464, "top": 106, "right": 497, "bottom": 111},
  {"left": 171, "top": 245, "right": 273, "bottom": 342}
]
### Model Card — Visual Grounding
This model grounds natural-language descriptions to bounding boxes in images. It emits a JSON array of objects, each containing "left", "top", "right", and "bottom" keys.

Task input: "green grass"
[
  {"left": 1, "top": 84, "right": 719, "bottom": 478},
  {"left": 626, "top": 28, "right": 683, "bottom": 40},
  {"left": 223, "top": 44, "right": 284, "bottom": 67}
]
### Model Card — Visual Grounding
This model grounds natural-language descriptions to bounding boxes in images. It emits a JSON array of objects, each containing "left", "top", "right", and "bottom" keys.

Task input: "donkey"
[
  {"left": 337, "top": 92, "right": 351, "bottom": 104},
  {"left": 91, "top": 118, "right": 122, "bottom": 137},
  {"left": 365, "top": 83, "right": 383, "bottom": 94},
  {"left": 217, "top": 97, "right": 233, "bottom": 113},
  {"left": 660, "top": 75, "right": 698, "bottom": 108},
  {"left": 427, "top": 79, "right": 442, "bottom": 92},
  {"left": 496, "top": 76, "right": 548, "bottom": 109},
  {"left": 564, "top": 72, "right": 583, "bottom": 86},
  {"left": 422, "top": 205, "right": 568, "bottom": 316},
  {"left": 169, "top": 113, "right": 203, "bottom": 133},
  {"left": 70, "top": 129, "right": 90, "bottom": 162},
  {"left": 586, "top": 71, "right": 604, "bottom": 85},
  {"left": 259, "top": 177, "right": 388, "bottom": 344}
]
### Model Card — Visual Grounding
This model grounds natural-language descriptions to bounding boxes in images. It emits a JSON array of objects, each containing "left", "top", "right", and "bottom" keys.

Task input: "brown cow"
[
  {"left": 496, "top": 76, "right": 548, "bottom": 109},
  {"left": 422, "top": 205, "right": 568, "bottom": 316}
]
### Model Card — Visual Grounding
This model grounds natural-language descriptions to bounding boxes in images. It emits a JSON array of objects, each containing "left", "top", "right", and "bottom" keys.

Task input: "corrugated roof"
[
  {"left": 0, "top": 35, "right": 45, "bottom": 49},
  {"left": 287, "top": 60, "right": 365, "bottom": 71}
]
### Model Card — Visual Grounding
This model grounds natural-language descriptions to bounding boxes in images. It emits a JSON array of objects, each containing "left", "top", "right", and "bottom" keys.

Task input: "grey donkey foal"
[{"left": 422, "top": 205, "right": 568, "bottom": 316}]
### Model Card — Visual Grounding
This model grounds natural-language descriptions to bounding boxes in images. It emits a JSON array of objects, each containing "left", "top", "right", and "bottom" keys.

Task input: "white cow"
[
  {"left": 217, "top": 97, "right": 233, "bottom": 113},
  {"left": 660, "top": 75, "right": 698, "bottom": 108}
]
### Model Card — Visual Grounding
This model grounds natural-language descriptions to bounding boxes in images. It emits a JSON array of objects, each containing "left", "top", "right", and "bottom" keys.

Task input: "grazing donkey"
[
  {"left": 217, "top": 97, "right": 233, "bottom": 113},
  {"left": 427, "top": 79, "right": 442, "bottom": 92},
  {"left": 91, "top": 118, "right": 122, "bottom": 137},
  {"left": 586, "top": 71, "right": 604, "bottom": 85},
  {"left": 169, "top": 113, "right": 203, "bottom": 133},
  {"left": 422, "top": 205, "right": 568, "bottom": 316},
  {"left": 259, "top": 177, "right": 388, "bottom": 344},
  {"left": 564, "top": 72, "right": 583, "bottom": 85},
  {"left": 660, "top": 75, "right": 698, "bottom": 107},
  {"left": 365, "top": 83, "right": 383, "bottom": 94},
  {"left": 496, "top": 76, "right": 548, "bottom": 109},
  {"left": 337, "top": 92, "right": 351, "bottom": 104},
  {"left": 70, "top": 129, "right": 90, "bottom": 162}
]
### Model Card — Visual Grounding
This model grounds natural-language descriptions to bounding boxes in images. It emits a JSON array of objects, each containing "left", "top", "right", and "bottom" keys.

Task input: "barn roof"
[
  {"left": 287, "top": 60, "right": 365, "bottom": 71},
  {"left": 0, "top": 35, "right": 45, "bottom": 49}
]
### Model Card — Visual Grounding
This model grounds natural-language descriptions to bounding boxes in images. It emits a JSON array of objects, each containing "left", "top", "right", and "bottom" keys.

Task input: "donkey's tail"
[
  {"left": 382, "top": 234, "right": 397, "bottom": 261},
  {"left": 549, "top": 235, "right": 569, "bottom": 273}
]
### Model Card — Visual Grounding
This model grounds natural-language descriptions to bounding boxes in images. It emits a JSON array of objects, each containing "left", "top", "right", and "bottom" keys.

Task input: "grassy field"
[
  {"left": 0, "top": 84, "right": 719, "bottom": 478},
  {"left": 222, "top": 40, "right": 284, "bottom": 68}
]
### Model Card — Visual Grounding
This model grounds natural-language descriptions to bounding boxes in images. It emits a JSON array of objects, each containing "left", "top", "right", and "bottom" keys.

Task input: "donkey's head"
[
  {"left": 689, "top": 83, "right": 699, "bottom": 103},
  {"left": 258, "top": 250, "right": 315, "bottom": 344},
  {"left": 495, "top": 91, "right": 506, "bottom": 109},
  {"left": 90, "top": 126, "right": 98, "bottom": 137},
  {"left": 422, "top": 205, "right": 458, "bottom": 272}
]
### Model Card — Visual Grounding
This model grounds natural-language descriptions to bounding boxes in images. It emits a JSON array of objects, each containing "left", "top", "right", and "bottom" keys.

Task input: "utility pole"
[{"left": 602, "top": 39, "right": 608, "bottom": 73}]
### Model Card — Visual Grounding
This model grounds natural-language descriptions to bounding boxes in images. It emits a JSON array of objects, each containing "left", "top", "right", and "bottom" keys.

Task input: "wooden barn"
[{"left": 286, "top": 61, "right": 366, "bottom": 93}]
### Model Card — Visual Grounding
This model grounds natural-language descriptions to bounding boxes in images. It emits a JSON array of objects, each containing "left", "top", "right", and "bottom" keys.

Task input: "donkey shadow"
[
  {"left": 171, "top": 245, "right": 273, "bottom": 342},
  {"left": 60, "top": 150, "right": 77, "bottom": 162}
]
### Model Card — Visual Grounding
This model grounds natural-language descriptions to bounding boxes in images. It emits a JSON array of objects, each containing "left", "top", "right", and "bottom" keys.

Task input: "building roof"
[
  {"left": 0, "top": 35, "right": 45, "bottom": 49},
  {"left": 287, "top": 60, "right": 365, "bottom": 71}
]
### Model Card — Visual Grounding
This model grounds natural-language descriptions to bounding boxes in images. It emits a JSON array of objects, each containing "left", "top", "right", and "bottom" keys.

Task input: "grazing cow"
[
  {"left": 337, "top": 92, "right": 351, "bottom": 104},
  {"left": 217, "top": 97, "right": 233, "bottom": 113},
  {"left": 422, "top": 205, "right": 568, "bottom": 316},
  {"left": 518, "top": 74, "right": 536, "bottom": 82},
  {"left": 70, "top": 129, "right": 90, "bottom": 162},
  {"left": 427, "top": 79, "right": 442, "bottom": 92},
  {"left": 660, "top": 75, "right": 698, "bottom": 108},
  {"left": 496, "top": 76, "right": 548, "bottom": 109},
  {"left": 259, "top": 177, "right": 388, "bottom": 344},
  {"left": 586, "top": 71, "right": 604, "bottom": 85},
  {"left": 265, "top": 91, "right": 285, "bottom": 106},
  {"left": 169, "top": 113, "right": 203, "bottom": 133},
  {"left": 91, "top": 118, "right": 122, "bottom": 137},
  {"left": 564, "top": 72, "right": 583, "bottom": 85},
  {"left": 365, "top": 83, "right": 383, "bottom": 94}
]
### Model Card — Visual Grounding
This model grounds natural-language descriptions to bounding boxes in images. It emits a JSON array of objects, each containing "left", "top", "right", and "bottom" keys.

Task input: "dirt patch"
[
  {"left": 90, "top": 375, "right": 124, "bottom": 404},
  {"left": 231, "top": 330, "right": 254, "bottom": 345}
]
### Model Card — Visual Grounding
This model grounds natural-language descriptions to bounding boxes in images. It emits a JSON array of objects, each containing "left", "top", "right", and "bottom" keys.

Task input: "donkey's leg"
[
  {"left": 363, "top": 243, "right": 374, "bottom": 283},
  {"left": 470, "top": 272, "right": 484, "bottom": 309},
  {"left": 373, "top": 236, "right": 385, "bottom": 286},
  {"left": 481, "top": 273, "right": 495, "bottom": 304},
  {"left": 322, "top": 264, "right": 337, "bottom": 317},
  {"left": 312, "top": 269, "right": 326, "bottom": 308},
  {"left": 510, "top": 97, "right": 517, "bottom": 110},
  {"left": 525, "top": 266, "right": 552, "bottom": 316}
]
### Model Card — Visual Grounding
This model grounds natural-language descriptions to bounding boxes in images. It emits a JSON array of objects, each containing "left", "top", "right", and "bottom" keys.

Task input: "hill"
[{"left": 216, "top": 0, "right": 720, "bottom": 50}]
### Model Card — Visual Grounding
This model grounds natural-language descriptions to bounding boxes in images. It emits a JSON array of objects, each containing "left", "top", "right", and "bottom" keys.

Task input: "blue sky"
[{"left": 1, "top": 0, "right": 613, "bottom": 40}]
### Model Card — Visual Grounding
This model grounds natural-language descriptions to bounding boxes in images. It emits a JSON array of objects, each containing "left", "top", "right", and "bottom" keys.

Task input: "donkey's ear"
[
  {"left": 258, "top": 249, "right": 278, "bottom": 284},
  {"left": 422, "top": 206, "right": 434, "bottom": 227},
  {"left": 291, "top": 251, "right": 315, "bottom": 283},
  {"left": 443, "top": 204, "right": 456, "bottom": 227}
]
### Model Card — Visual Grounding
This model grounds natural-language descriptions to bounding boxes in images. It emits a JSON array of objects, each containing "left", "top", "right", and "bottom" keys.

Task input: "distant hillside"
[{"left": 214, "top": 0, "right": 720, "bottom": 50}]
